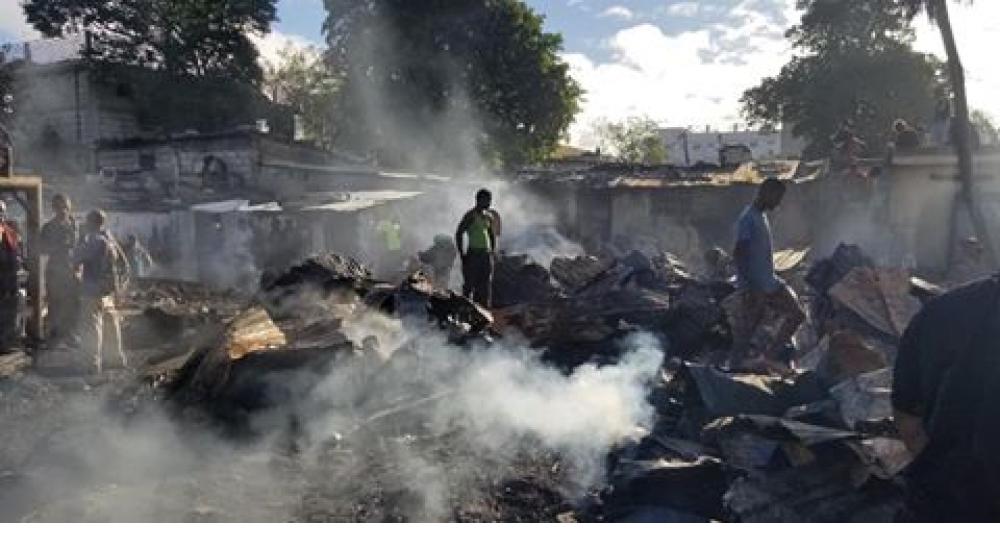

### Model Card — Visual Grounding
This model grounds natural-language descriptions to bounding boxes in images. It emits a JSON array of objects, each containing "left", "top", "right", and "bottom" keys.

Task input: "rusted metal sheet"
[{"left": 828, "top": 267, "right": 920, "bottom": 337}]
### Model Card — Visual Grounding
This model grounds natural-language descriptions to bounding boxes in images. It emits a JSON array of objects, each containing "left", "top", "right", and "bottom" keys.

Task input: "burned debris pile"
[
  {"left": 0, "top": 240, "right": 931, "bottom": 522},
  {"left": 591, "top": 242, "right": 924, "bottom": 522},
  {"left": 154, "top": 240, "right": 924, "bottom": 521}
]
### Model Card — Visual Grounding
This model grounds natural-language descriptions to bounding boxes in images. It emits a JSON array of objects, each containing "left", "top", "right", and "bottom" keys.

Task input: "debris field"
[{"left": 0, "top": 243, "right": 927, "bottom": 522}]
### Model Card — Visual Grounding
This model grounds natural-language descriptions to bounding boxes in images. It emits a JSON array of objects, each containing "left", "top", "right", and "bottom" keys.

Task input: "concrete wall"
[
  {"left": 96, "top": 134, "right": 375, "bottom": 198},
  {"left": 10, "top": 61, "right": 141, "bottom": 172},
  {"left": 97, "top": 135, "right": 259, "bottom": 190},
  {"left": 660, "top": 127, "right": 783, "bottom": 167},
  {"left": 885, "top": 149, "right": 1000, "bottom": 273},
  {"left": 559, "top": 179, "right": 820, "bottom": 263}
]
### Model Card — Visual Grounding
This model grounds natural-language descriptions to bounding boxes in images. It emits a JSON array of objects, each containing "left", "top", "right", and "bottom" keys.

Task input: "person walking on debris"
[
  {"left": 123, "top": 234, "right": 154, "bottom": 279},
  {"left": 40, "top": 193, "right": 80, "bottom": 345},
  {"left": 893, "top": 274, "right": 1000, "bottom": 521},
  {"left": 729, "top": 178, "right": 806, "bottom": 370},
  {"left": 418, "top": 234, "right": 458, "bottom": 288},
  {"left": 74, "top": 210, "right": 129, "bottom": 372},
  {"left": 455, "top": 189, "right": 501, "bottom": 307},
  {"left": 0, "top": 200, "right": 22, "bottom": 351}
]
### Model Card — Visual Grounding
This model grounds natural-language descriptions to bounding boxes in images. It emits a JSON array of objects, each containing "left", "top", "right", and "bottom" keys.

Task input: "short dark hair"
[
  {"left": 86, "top": 209, "right": 107, "bottom": 228},
  {"left": 476, "top": 188, "right": 492, "bottom": 201},
  {"left": 52, "top": 193, "right": 70, "bottom": 207},
  {"left": 760, "top": 177, "right": 785, "bottom": 195}
]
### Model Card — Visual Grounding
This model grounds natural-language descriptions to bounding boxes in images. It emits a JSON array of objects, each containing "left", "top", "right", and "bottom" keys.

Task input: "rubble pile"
[
  {"left": 0, "top": 240, "right": 934, "bottom": 522},
  {"left": 589, "top": 243, "right": 927, "bottom": 522}
]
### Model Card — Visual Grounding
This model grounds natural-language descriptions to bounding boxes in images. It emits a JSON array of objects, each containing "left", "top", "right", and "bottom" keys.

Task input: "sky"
[{"left": 1, "top": 0, "right": 998, "bottom": 146}]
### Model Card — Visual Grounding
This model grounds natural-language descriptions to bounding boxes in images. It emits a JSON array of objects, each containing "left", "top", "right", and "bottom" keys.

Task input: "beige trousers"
[{"left": 79, "top": 295, "right": 126, "bottom": 373}]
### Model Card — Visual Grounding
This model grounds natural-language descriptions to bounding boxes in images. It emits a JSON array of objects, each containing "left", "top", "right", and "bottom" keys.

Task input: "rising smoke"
[
  {"left": 0, "top": 5, "right": 656, "bottom": 522},
  {"left": 0, "top": 305, "right": 664, "bottom": 521}
]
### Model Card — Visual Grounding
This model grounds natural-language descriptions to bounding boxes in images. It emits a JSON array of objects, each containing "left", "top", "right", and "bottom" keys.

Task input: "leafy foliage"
[
  {"left": 263, "top": 44, "right": 342, "bottom": 148},
  {"left": 971, "top": 110, "right": 997, "bottom": 142},
  {"left": 323, "top": 0, "right": 582, "bottom": 171},
  {"left": 594, "top": 116, "right": 667, "bottom": 165},
  {"left": 741, "top": 0, "right": 946, "bottom": 158},
  {"left": 22, "top": 0, "right": 278, "bottom": 83}
]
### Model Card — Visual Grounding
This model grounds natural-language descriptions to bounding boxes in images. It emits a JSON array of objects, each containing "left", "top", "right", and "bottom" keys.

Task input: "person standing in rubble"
[
  {"left": 376, "top": 215, "right": 403, "bottom": 278},
  {"left": 893, "top": 274, "right": 1000, "bottom": 521},
  {"left": 418, "top": 234, "right": 458, "bottom": 288},
  {"left": 455, "top": 189, "right": 502, "bottom": 307},
  {"left": 40, "top": 193, "right": 80, "bottom": 345},
  {"left": 0, "top": 200, "right": 22, "bottom": 351},
  {"left": 729, "top": 178, "right": 806, "bottom": 369},
  {"left": 831, "top": 124, "right": 865, "bottom": 177},
  {"left": 122, "top": 234, "right": 154, "bottom": 279},
  {"left": 74, "top": 209, "right": 128, "bottom": 373}
]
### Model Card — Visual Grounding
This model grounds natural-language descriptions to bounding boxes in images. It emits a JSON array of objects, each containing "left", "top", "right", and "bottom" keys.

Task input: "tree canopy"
[
  {"left": 594, "top": 116, "right": 667, "bottom": 166},
  {"left": 23, "top": 0, "right": 278, "bottom": 83},
  {"left": 263, "top": 44, "right": 342, "bottom": 148},
  {"left": 323, "top": 0, "right": 582, "bottom": 171},
  {"left": 741, "top": 0, "right": 946, "bottom": 158}
]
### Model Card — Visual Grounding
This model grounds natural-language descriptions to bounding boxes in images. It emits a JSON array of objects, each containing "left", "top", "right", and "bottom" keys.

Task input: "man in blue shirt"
[
  {"left": 730, "top": 178, "right": 805, "bottom": 369},
  {"left": 74, "top": 209, "right": 127, "bottom": 373}
]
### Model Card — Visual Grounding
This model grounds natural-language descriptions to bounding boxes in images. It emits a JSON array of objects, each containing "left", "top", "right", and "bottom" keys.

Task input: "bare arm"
[
  {"left": 894, "top": 408, "right": 928, "bottom": 455},
  {"left": 488, "top": 211, "right": 501, "bottom": 255},
  {"left": 455, "top": 211, "right": 472, "bottom": 257}
]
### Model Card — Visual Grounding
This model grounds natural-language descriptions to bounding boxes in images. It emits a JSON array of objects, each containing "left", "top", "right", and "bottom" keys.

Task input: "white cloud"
[
  {"left": 912, "top": 3, "right": 1000, "bottom": 124},
  {"left": 564, "top": 1, "right": 797, "bottom": 147},
  {"left": 0, "top": 2, "right": 39, "bottom": 42},
  {"left": 251, "top": 30, "right": 320, "bottom": 68},
  {"left": 599, "top": 6, "right": 634, "bottom": 21},
  {"left": 666, "top": 2, "right": 700, "bottom": 18}
]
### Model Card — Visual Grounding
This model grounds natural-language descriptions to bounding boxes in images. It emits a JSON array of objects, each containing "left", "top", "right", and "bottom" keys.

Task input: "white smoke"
[{"left": 1, "top": 306, "right": 663, "bottom": 522}]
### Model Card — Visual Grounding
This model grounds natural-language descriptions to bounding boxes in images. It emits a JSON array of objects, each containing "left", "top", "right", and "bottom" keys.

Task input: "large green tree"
[
  {"left": 594, "top": 116, "right": 667, "bottom": 166},
  {"left": 323, "top": 0, "right": 582, "bottom": 171},
  {"left": 741, "top": 0, "right": 945, "bottom": 158},
  {"left": 263, "top": 44, "right": 342, "bottom": 148},
  {"left": 22, "top": 0, "right": 277, "bottom": 83}
]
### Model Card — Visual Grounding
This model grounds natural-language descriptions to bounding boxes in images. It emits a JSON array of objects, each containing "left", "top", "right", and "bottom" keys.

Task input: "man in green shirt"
[{"left": 455, "top": 189, "right": 501, "bottom": 308}]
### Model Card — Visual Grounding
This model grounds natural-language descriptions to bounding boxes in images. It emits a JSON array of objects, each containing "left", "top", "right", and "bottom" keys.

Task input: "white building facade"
[{"left": 659, "top": 126, "right": 785, "bottom": 167}]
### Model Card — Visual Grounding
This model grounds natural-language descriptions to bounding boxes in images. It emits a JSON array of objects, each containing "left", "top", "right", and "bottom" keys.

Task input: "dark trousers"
[
  {"left": 46, "top": 268, "right": 80, "bottom": 343},
  {"left": 0, "top": 290, "right": 18, "bottom": 347},
  {"left": 462, "top": 250, "right": 493, "bottom": 308},
  {"left": 900, "top": 445, "right": 999, "bottom": 521}
]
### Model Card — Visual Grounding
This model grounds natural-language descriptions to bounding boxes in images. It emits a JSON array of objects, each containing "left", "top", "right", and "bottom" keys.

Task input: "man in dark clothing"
[
  {"left": 418, "top": 234, "right": 458, "bottom": 288},
  {"left": 40, "top": 193, "right": 80, "bottom": 344},
  {"left": 455, "top": 189, "right": 502, "bottom": 308},
  {"left": 729, "top": 178, "right": 806, "bottom": 371},
  {"left": 0, "top": 200, "right": 21, "bottom": 349},
  {"left": 893, "top": 274, "right": 1000, "bottom": 521}
]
